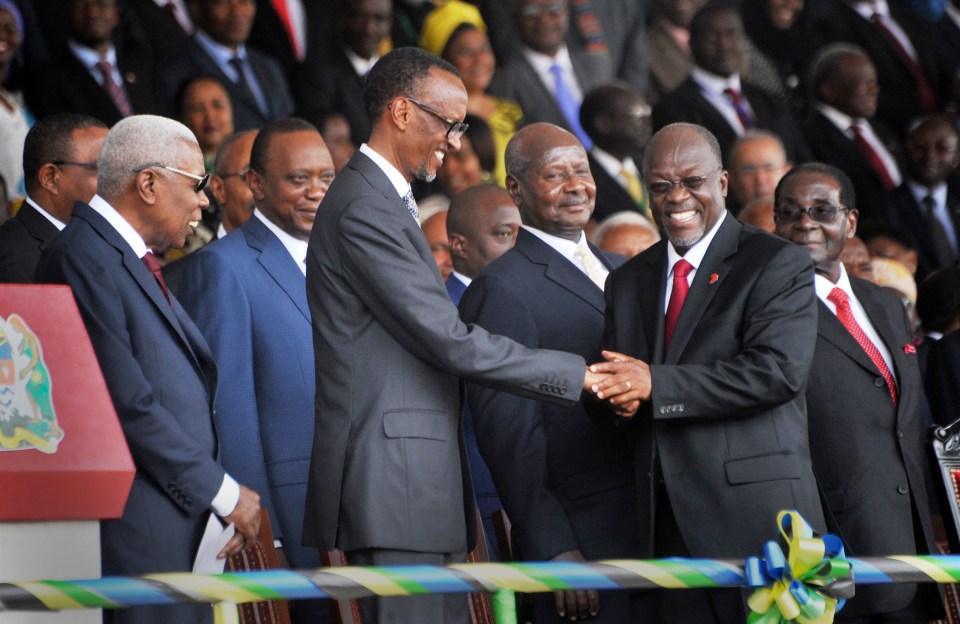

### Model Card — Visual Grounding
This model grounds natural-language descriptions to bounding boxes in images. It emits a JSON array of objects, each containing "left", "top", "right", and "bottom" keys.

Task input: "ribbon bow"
[{"left": 744, "top": 510, "right": 854, "bottom": 624}]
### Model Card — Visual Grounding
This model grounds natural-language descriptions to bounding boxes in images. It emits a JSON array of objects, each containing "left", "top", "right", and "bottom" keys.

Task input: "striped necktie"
[{"left": 95, "top": 59, "right": 133, "bottom": 117}]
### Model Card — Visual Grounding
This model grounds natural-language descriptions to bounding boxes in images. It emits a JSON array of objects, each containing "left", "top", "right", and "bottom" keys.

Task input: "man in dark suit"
[
  {"left": 580, "top": 82, "right": 653, "bottom": 224},
  {"left": 488, "top": 0, "right": 614, "bottom": 149},
  {"left": 0, "top": 114, "right": 107, "bottom": 283},
  {"left": 927, "top": 327, "right": 960, "bottom": 428},
  {"left": 445, "top": 184, "right": 519, "bottom": 560},
  {"left": 803, "top": 44, "right": 903, "bottom": 217},
  {"left": 303, "top": 47, "right": 610, "bottom": 624},
  {"left": 460, "top": 123, "right": 648, "bottom": 623},
  {"left": 588, "top": 122, "right": 825, "bottom": 623},
  {"left": 298, "top": 0, "right": 392, "bottom": 144},
  {"left": 774, "top": 162, "right": 943, "bottom": 621},
  {"left": 170, "top": 118, "right": 332, "bottom": 624},
  {"left": 877, "top": 115, "right": 960, "bottom": 282},
  {"left": 815, "top": 0, "right": 954, "bottom": 134},
  {"left": 34, "top": 115, "right": 261, "bottom": 624},
  {"left": 26, "top": 0, "right": 159, "bottom": 125},
  {"left": 120, "top": 0, "right": 194, "bottom": 63},
  {"left": 652, "top": 6, "right": 809, "bottom": 167},
  {"left": 159, "top": 0, "right": 294, "bottom": 131}
]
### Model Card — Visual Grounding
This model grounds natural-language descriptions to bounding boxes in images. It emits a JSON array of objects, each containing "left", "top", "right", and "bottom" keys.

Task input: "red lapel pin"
[
  {"left": 709, "top": 273, "right": 719, "bottom": 285},
  {"left": 903, "top": 343, "right": 917, "bottom": 354}
]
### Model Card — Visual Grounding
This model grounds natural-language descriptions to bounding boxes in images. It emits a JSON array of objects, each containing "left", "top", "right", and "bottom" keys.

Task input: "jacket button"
[
  {"left": 678, "top": 405, "right": 684, "bottom": 412},
  {"left": 897, "top": 484, "right": 908, "bottom": 495},
  {"left": 659, "top": 407, "right": 666, "bottom": 414},
  {"left": 539, "top": 383, "right": 547, "bottom": 390},
  {"left": 874, "top": 378, "right": 885, "bottom": 388},
  {"left": 897, "top": 430, "right": 904, "bottom": 439},
  {"left": 559, "top": 387, "right": 566, "bottom": 395}
]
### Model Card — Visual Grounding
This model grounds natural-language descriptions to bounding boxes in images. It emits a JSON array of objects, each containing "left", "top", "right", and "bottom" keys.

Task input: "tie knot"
[
  {"left": 142, "top": 252, "right": 162, "bottom": 274},
  {"left": 827, "top": 286, "right": 848, "bottom": 307},
  {"left": 723, "top": 87, "right": 740, "bottom": 99},
  {"left": 673, "top": 258, "right": 693, "bottom": 279},
  {"left": 95, "top": 59, "right": 112, "bottom": 76},
  {"left": 922, "top": 195, "right": 936, "bottom": 212}
]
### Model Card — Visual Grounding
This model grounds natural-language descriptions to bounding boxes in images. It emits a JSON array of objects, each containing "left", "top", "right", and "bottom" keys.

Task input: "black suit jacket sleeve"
[{"left": 926, "top": 332, "right": 960, "bottom": 427}]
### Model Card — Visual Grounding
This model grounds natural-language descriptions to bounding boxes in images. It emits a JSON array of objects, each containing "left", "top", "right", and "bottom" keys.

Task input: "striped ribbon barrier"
[{"left": 2, "top": 512, "right": 958, "bottom": 623}]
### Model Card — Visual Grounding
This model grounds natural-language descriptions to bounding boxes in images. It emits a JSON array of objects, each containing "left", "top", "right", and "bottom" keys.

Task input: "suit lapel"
[
  {"left": 816, "top": 301, "right": 879, "bottom": 375},
  {"left": 664, "top": 216, "right": 738, "bottom": 364},
  {"left": 638, "top": 245, "right": 668, "bottom": 363},
  {"left": 245, "top": 216, "right": 310, "bottom": 320},
  {"left": 851, "top": 279, "right": 908, "bottom": 380},
  {"left": 17, "top": 204, "right": 60, "bottom": 247},
  {"left": 517, "top": 229, "right": 606, "bottom": 313}
]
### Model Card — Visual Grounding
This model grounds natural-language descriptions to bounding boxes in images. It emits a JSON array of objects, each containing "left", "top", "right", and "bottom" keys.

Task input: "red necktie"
[
  {"left": 870, "top": 13, "right": 936, "bottom": 111},
  {"left": 723, "top": 87, "right": 753, "bottom": 130},
  {"left": 664, "top": 259, "right": 693, "bottom": 352},
  {"left": 142, "top": 253, "right": 171, "bottom": 306},
  {"left": 95, "top": 59, "right": 133, "bottom": 118},
  {"left": 827, "top": 287, "right": 898, "bottom": 405},
  {"left": 849, "top": 123, "right": 896, "bottom": 191}
]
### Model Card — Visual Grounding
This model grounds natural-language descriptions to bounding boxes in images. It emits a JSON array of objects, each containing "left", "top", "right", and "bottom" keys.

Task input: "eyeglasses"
[
  {"left": 405, "top": 97, "right": 469, "bottom": 141},
  {"left": 646, "top": 168, "right": 721, "bottom": 196},
  {"left": 51, "top": 160, "right": 98, "bottom": 170},
  {"left": 773, "top": 204, "right": 849, "bottom": 223},
  {"left": 517, "top": 1, "right": 568, "bottom": 18},
  {"left": 133, "top": 164, "right": 210, "bottom": 193}
]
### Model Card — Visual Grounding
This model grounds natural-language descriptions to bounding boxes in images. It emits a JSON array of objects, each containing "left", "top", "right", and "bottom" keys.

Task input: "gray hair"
[
  {"left": 590, "top": 211, "right": 661, "bottom": 246},
  {"left": 98, "top": 115, "right": 199, "bottom": 200}
]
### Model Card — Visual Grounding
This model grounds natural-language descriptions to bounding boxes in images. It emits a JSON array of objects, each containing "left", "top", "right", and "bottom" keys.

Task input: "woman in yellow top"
[{"left": 420, "top": 1, "right": 522, "bottom": 187}]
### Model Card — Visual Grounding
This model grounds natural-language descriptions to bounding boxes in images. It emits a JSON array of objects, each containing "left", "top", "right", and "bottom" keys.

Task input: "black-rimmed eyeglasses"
[
  {"left": 133, "top": 164, "right": 210, "bottom": 193},
  {"left": 646, "top": 168, "right": 721, "bottom": 196},
  {"left": 405, "top": 97, "right": 469, "bottom": 141},
  {"left": 51, "top": 160, "right": 98, "bottom": 170},
  {"left": 774, "top": 204, "right": 850, "bottom": 223}
]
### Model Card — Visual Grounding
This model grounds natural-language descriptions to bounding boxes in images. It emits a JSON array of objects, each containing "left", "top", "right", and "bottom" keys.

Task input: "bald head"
[
  {"left": 738, "top": 197, "right": 775, "bottom": 233},
  {"left": 728, "top": 132, "right": 791, "bottom": 206},
  {"left": 448, "top": 185, "right": 521, "bottom": 277}
]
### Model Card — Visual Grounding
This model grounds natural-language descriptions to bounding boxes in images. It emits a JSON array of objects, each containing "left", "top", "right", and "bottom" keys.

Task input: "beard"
[
  {"left": 415, "top": 161, "right": 437, "bottom": 183},
  {"left": 664, "top": 223, "right": 706, "bottom": 251}
]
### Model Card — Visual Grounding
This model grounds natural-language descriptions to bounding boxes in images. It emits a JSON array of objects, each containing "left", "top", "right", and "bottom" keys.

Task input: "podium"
[{"left": 0, "top": 285, "right": 135, "bottom": 623}]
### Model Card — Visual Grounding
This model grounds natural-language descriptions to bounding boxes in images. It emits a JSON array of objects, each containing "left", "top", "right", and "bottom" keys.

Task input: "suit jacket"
[
  {"left": 588, "top": 153, "right": 645, "bottom": 222},
  {"left": 876, "top": 182, "right": 960, "bottom": 281},
  {"left": 159, "top": 37, "right": 295, "bottom": 131},
  {"left": 0, "top": 203, "right": 60, "bottom": 283},
  {"left": 651, "top": 76, "right": 810, "bottom": 166},
  {"left": 926, "top": 330, "right": 960, "bottom": 427},
  {"left": 599, "top": 216, "right": 825, "bottom": 558},
  {"left": 489, "top": 47, "right": 613, "bottom": 134},
  {"left": 298, "top": 48, "right": 370, "bottom": 144},
  {"left": 303, "top": 151, "right": 585, "bottom": 554},
  {"left": 35, "top": 201, "right": 223, "bottom": 622},
  {"left": 460, "top": 230, "right": 642, "bottom": 621},
  {"left": 802, "top": 111, "right": 902, "bottom": 219},
  {"left": 120, "top": 0, "right": 193, "bottom": 64},
  {"left": 807, "top": 278, "right": 940, "bottom": 616},
  {"left": 937, "top": 13, "right": 960, "bottom": 65},
  {"left": 26, "top": 41, "right": 159, "bottom": 125},
  {"left": 816, "top": 0, "right": 954, "bottom": 133},
  {"left": 645, "top": 18, "right": 691, "bottom": 105},
  {"left": 168, "top": 216, "right": 319, "bottom": 570}
]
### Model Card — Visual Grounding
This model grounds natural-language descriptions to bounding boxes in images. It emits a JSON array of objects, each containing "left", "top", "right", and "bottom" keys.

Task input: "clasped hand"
[{"left": 582, "top": 351, "right": 651, "bottom": 419}]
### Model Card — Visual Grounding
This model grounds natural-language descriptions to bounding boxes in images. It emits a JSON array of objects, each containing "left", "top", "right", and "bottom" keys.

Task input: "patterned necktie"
[
  {"left": 142, "top": 252, "right": 171, "bottom": 306},
  {"left": 870, "top": 13, "right": 936, "bottom": 111},
  {"left": 402, "top": 190, "right": 421, "bottom": 226},
  {"left": 722, "top": 87, "right": 753, "bottom": 130},
  {"left": 849, "top": 123, "right": 897, "bottom": 191},
  {"left": 574, "top": 244, "right": 607, "bottom": 290},
  {"left": 549, "top": 63, "right": 592, "bottom": 149},
  {"left": 664, "top": 259, "right": 693, "bottom": 352},
  {"left": 618, "top": 166, "right": 651, "bottom": 220},
  {"left": 95, "top": 59, "right": 133, "bottom": 118},
  {"left": 921, "top": 195, "right": 957, "bottom": 266},
  {"left": 827, "top": 287, "right": 898, "bottom": 405}
]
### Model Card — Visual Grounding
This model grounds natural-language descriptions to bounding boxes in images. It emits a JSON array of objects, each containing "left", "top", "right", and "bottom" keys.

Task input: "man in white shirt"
[
  {"left": 35, "top": 115, "right": 262, "bottom": 624},
  {"left": 0, "top": 113, "right": 107, "bottom": 283},
  {"left": 170, "top": 118, "right": 333, "bottom": 624}
]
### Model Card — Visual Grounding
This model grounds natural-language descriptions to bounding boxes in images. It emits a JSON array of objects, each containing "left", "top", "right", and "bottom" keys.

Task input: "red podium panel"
[{"left": 0, "top": 284, "right": 134, "bottom": 520}]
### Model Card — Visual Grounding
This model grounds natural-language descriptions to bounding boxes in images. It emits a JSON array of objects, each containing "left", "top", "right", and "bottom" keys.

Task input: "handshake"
[{"left": 582, "top": 350, "right": 651, "bottom": 419}]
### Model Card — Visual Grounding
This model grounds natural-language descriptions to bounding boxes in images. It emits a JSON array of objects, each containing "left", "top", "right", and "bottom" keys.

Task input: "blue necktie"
[{"left": 550, "top": 63, "right": 592, "bottom": 149}]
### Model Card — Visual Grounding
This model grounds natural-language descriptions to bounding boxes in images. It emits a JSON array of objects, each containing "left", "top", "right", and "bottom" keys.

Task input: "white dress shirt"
[
  {"left": 253, "top": 208, "right": 309, "bottom": 274},
  {"left": 817, "top": 103, "right": 902, "bottom": 186},
  {"left": 522, "top": 44, "right": 585, "bottom": 103},
  {"left": 68, "top": 40, "right": 124, "bottom": 90},
  {"left": 691, "top": 67, "right": 753, "bottom": 135},
  {"left": 344, "top": 46, "right": 380, "bottom": 77},
  {"left": 25, "top": 197, "right": 66, "bottom": 231},
  {"left": 522, "top": 225, "right": 609, "bottom": 283},
  {"left": 907, "top": 180, "right": 959, "bottom": 255},
  {"left": 850, "top": 0, "right": 919, "bottom": 62},
  {"left": 87, "top": 194, "right": 241, "bottom": 516},
  {"left": 194, "top": 30, "right": 269, "bottom": 114},
  {"left": 590, "top": 146, "right": 641, "bottom": 192},
  {"left": 663, "top": 210, "right": 727, "bottom": 312}
]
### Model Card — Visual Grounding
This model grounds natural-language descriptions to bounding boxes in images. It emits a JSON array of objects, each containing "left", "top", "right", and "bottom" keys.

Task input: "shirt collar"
[
  {"left": 359, "top": 143, "right": 410, "bottom": 199},
  {"left": 521, "top": 224, "right": 582, "bottom": 262},
  {"left": 814, "top": 261, "right": 853, "bottom": 301},
  {"left": 451, "top": 271, "right": 472, "bottom": 287},
  {"left": 850, "top": 0, "right": 887, "bottom": 20},
  {"left": 87, "top": 194, "right": 149, "bottom": 258},
  {"left": 523, "top": 43, "right": 574, "bottom": 76},
  {"left": 691, "top": 67, "right": 742, "bottom": 96},
  {"left": 195, "top": 30, "right": 246, "bottom": 64},
  {"left": 666, "top": 209, "right": 728, "bottom": 274},
  {"left": 25, "top": 196, "right": 67, "bottom": 231},
  {"left": 907, "top": 179, "right": 947, "bottom": 209},
  {"left": 68, "top": 39, "right": 117, "bottom": 72},
  {"left": 817, "top": 103, "right": 860, "bottom": 130},
  {"left": 343, "top": 45, "right": 379, "bottom": 77},
  {"left": 590, "top": 146, "right": 637, "bottom": 178},
  {"left": 253, "top": 208, "right": 308, "bottom": 273}
]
